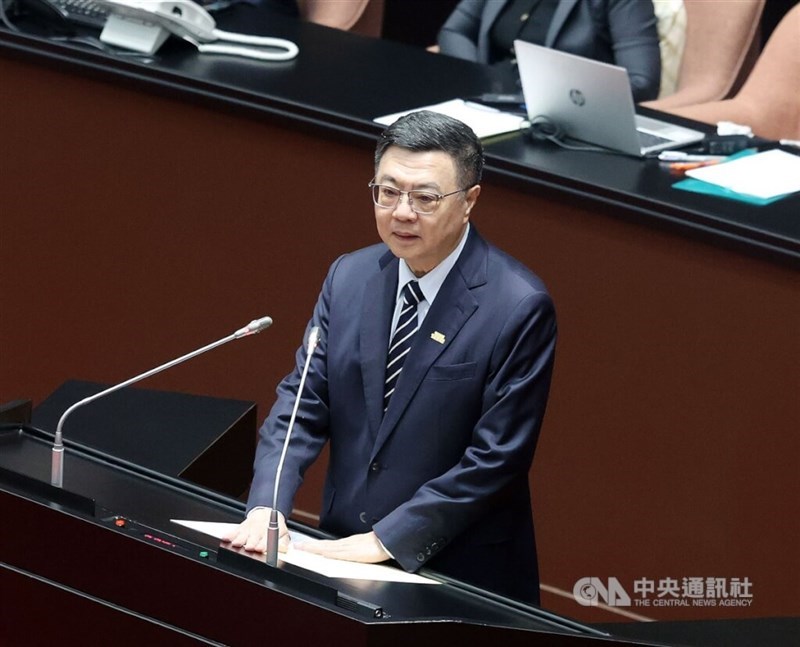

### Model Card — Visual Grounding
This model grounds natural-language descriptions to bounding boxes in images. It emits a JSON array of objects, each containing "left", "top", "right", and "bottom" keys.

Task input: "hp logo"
[{"left": 569, "top": 89, "right": 586, "bottom": 106}]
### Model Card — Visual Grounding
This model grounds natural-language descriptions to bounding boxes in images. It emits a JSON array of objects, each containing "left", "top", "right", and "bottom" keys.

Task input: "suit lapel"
[
  {"left": 360, "top": 251, "right": 398, "bottom": 438},
  {"left": 370, "top": 228, "right": 488, "bottom": 460},
  {"left": 545, "top": 0, "right": 579, "bottom": 48},
  {"left": 482, "top": 0, "right": 510, "bottom": 40}
]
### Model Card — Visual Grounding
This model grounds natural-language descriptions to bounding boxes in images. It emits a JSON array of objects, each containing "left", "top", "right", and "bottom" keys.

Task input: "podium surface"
[{"left": 0, "top": 425, "right": 659, "bottom": 646}]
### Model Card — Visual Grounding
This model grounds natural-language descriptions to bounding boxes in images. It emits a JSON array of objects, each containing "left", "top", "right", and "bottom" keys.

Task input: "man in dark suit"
[{"left": 224, "top": 110, "right": 556, "bottom": 604}]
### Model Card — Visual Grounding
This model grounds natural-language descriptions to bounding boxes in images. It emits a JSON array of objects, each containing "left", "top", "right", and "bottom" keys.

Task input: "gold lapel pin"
[{"left": 430, "top": 331, "right": 446, "bottom": 344}]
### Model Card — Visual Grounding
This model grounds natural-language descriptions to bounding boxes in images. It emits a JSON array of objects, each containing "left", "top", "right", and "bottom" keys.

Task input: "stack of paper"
[
  {"left": 676, "top": 149, "right": 800, "bottom": 205},
  {"left": 374, "top": 99, "right": 526, "bottom": 140}
]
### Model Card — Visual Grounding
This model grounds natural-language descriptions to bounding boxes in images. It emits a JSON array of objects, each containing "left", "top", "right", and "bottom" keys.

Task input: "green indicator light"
[{"left": 199, "top": 551, "right": 209, "bottom": 558}]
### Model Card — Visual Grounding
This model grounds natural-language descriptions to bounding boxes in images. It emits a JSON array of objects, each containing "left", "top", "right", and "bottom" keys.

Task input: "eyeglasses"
[{"left": 368, "top": 182, "right": 467, "bottom": 215}]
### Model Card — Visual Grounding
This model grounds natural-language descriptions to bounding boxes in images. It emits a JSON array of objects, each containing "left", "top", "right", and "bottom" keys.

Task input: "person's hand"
[
  {"left": 295, "top": 531, "right": 389, "bottom": 563},
  {"left": 221, "top": 508, "right": 290, "bottom": 554}
]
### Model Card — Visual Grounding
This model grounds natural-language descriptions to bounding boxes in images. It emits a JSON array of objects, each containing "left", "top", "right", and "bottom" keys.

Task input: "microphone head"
[
  {"left": 235, "top": 316, "right": 273, "bottom": 338},
  {"left": 307, "top": 326, "right": 321, "bottom": 354},
  {"left": 251, "top": 316, "right": 273, "bottom": 333}
]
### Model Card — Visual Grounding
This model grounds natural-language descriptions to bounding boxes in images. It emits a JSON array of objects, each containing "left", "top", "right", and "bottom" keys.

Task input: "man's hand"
[
  {"left": 221, "top": 508, "right": 290, "bottom": 554},
  {"left": 296, "top": 531, "right": 390, "bottom": 563}
]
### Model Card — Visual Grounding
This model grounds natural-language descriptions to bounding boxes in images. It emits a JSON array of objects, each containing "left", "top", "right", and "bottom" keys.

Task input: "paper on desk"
[
  {"left": 171, "top": 519, "right": 439, "bottom": 584},
  {"left": 375, "top": 99, "right": 526, "bottom": 140},
  {"left": 685, "top": 149, "right": 800, "bottom": 200}
]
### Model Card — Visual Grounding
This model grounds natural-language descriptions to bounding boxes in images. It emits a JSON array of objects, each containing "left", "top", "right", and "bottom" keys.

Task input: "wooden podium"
[{"left": 0, "top": 425, "right": 657, "bottom": 646}]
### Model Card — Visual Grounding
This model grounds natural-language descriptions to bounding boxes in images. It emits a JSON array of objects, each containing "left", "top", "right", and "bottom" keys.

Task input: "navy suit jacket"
[
  {"left": 437, "top": 0, "right": 661, "bottom": 102},
  {"left": 247, "top": 226, "right": 556, "bottom": 603}
]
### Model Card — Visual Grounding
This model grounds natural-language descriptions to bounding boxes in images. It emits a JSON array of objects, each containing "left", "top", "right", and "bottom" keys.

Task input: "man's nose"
[{"left": 392, "top": 193, "right": 418, "bottom": 219}]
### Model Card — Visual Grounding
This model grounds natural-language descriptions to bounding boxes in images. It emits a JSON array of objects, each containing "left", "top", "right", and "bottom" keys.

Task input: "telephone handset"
[{"left": 95, "top": 0, "right": 299, "bottom": 60}]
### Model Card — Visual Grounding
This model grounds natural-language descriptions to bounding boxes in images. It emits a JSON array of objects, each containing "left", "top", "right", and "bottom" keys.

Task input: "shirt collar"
[{"left": 396, "top": 223, "right": 470, "bottom": 305}]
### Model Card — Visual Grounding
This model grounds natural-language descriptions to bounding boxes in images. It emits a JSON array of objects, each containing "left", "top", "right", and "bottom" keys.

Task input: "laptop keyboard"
[{"left": 637, "top": 130, "right": 673, "bottom": 149}]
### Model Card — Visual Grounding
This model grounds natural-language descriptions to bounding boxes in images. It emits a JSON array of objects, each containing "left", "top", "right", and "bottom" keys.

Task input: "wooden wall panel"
[{"left": 1, "top": 54, "right": 797, "bottom": 626}]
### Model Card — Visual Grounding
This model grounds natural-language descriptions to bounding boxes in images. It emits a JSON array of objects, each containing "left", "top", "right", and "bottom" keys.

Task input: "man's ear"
[{"left": 465, "top": 184, "right": 481, "bottom": 215}]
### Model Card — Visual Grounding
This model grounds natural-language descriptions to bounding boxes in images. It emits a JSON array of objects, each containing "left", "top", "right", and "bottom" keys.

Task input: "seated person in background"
[{"left": 437, "top": 0, "right": 661, "bottom": 102}]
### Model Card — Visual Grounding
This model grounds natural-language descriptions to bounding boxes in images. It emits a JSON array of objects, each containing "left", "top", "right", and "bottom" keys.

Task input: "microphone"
[
  {"left": 50, "top": 316, "right": 273, "bottom": 488},
  {"left": 266, "top": 325, "right": 321, "bottom": 566}
]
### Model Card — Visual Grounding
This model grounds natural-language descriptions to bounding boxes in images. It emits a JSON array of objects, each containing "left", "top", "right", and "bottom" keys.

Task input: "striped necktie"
[{"left": 384, "top": 280, "right": 424, "bottom": 412}]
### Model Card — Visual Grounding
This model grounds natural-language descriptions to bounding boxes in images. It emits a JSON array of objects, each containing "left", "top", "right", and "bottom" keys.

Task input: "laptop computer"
[{"left": 514, "top": 39, "right": 705, "bottom": 157}]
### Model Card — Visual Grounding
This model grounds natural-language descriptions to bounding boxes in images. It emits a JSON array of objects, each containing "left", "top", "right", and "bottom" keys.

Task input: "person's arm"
[
  {"left": 228, "top": 257, "right": 343, "bottom": 550},
  {"left": 606, "top": 0, "right": 662, "bottom": 102},
  {"left": 436, "top": 0, "right": 487, "bottom": 61}
]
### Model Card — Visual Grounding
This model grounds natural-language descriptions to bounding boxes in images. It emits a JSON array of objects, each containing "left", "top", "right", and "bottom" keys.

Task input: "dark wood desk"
[
  {"left": 1, "top": 7, "right": 798, "bottom": 630},
  {"left": 2, "top": 426, "right": 632, "bottom": 646}
]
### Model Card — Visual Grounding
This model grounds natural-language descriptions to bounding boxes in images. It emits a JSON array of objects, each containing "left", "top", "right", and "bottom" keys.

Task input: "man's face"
[{"left": 374, "top": 146, "right": 480, "bottom": 277}]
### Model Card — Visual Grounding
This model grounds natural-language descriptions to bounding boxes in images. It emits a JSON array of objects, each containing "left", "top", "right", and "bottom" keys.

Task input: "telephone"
[
  {"left": 3, "top": 0, "right": 106, "bottom": 30},
  {"left": 94, "top": 0, "right": 299, "bottom": 60}
]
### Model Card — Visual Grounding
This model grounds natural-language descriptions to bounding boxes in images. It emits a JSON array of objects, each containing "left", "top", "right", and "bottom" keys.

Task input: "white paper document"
[
  {"left": 171, "top": 519, "right": 439, "bottom": 585},
  {"left": 375, "top": 99, "right": 526, "bottom": 140},
  {"left": 685, "top": 149, "right": 800, "bottom": 199}
]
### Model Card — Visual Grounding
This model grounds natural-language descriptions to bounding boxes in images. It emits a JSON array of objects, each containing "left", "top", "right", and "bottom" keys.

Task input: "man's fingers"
[
  {"left": 296, "top": 533, "right": 388, "bottom": 563},
  {"left": 221, "top": 509, "right": 286, "bottom": 554}
]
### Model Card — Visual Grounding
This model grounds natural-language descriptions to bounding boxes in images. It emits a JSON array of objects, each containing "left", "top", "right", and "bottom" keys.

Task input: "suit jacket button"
[
  {"left": 359, "top": 512, "right": 367, "bottom": 524},
  {"left": 416, "top": 552, "right": 425, "bottom": 562},
  {"left": 370, "top": 461, "right": 381, "bottom": 472}
]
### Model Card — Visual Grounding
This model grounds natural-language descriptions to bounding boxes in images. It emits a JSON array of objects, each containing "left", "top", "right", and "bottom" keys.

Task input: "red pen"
[{"left": 668, "top": 160, "right": 722, "bottom": 174}]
